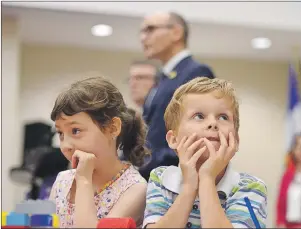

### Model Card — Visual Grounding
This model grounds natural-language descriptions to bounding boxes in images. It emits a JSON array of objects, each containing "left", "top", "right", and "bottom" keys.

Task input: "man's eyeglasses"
[
  {"left": 127, "top": 75, "right": 154, "bottom": 83},
  {"left": 140, "top": 24, "right": 173, "bottom": 35}
]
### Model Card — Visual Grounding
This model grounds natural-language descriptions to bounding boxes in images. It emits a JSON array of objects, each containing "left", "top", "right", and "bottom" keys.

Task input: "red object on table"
[{"left": 97, "top": 218, "right": 136, "bottom": 228}]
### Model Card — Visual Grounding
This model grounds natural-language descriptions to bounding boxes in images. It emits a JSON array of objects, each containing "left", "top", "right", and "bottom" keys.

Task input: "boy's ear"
[
  {"left": 166, "top": 130, "right": 178, "bottom": 150},
  {"left": 110, "top": 117, "right": 122, "bottom": 138}
]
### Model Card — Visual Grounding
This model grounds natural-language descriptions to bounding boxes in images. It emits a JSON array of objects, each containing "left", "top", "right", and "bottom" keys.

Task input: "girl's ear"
[{"left": 110, "top": 117, "right": 122, "bottom": 139}]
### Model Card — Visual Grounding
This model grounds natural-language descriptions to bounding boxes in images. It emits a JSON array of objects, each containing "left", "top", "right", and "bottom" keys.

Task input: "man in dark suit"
[{"left": 139, "top": 11, "right": 215, "bottom": 180}]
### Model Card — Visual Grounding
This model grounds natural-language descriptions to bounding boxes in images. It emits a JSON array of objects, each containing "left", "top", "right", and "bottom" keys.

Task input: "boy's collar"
[{"left": 161, "top": 163, "right": 240, "bottom": 198}]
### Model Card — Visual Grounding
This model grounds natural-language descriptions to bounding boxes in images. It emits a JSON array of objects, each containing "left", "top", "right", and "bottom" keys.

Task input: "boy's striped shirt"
[{"left": 143, "top": 165, "right": 267, "bottom": 228}]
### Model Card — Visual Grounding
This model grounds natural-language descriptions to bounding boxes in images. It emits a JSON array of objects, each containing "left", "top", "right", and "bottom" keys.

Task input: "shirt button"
[
  {"left": 186, "top": 222, "right": 192, "bottom": 228},
  {"left": 193, "top": 204, "right": 198, "bottom": 210},
  {"left": 218, "top": 191, "right": 227, "bottom": 200}
]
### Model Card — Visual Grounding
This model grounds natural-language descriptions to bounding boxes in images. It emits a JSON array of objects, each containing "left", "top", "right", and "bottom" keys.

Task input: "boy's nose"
[
  {"left": 207, "top": 117, "right": 219, "bottom": 131},
  {"left": 207, "top": 124, "right": 218, "bottom": 131}
]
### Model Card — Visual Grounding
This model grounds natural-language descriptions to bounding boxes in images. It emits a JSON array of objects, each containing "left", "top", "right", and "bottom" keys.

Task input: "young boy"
[{"left": 143, "top": 77, "right": 267, "bottom": 228}]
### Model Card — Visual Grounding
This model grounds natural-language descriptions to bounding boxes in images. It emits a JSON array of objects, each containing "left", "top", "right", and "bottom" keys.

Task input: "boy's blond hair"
[{"left": 164, "top": 77, "right": 240, "bottom": 133}]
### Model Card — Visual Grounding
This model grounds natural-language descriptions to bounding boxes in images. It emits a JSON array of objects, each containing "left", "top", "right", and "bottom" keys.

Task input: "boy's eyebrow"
[
  {"left": 186, "top": 108, "right": 233, "bottom": 115},
  {"left": 221, "top": 109, "right": 233, "bottom": 114}
]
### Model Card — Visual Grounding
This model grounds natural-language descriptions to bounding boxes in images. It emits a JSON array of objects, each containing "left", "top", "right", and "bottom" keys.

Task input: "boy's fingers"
[
  {"left": 178, "top": 133, "right": 197, "bottom": 161},
  {"left": 190, "top": 146, "right": 207, "bottom": 164},
  {"left": 177, "top": 136, "right": 188, "bottom": 151},
  {"left": 225, "top": 132, "right": 236, "bottom": 161},
  {"left": 186, "top": 138, "right": 205, "bottom": 159},
  {"left": 203, "top": 138, "right": 216, "bottom": 157},
  {"left": 218, "top": 131, "right": 228, "bottom": 157},
  {"left": 183, "top": 133, "right": 197, "bottom": 150},
  {"left": 177, "top": 136, "right": 188, "bottom": 157}
]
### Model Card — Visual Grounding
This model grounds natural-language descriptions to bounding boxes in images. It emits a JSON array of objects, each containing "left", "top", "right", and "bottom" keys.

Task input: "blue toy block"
[
  {"left": 30, "top": 214, "right": 53, "bottom": 227},
  {"left": 6, "top": 212, "right": 30, "bottom": 226}
]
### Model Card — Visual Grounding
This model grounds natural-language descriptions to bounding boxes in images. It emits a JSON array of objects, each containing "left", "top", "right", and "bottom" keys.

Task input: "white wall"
[
  {"left": 2, "top": 17, "right": 27, "bottom": 211},
  {"left": 13, "top": 43, "right": 300, "bottom": 226},
  {"left": 5, "top": 2, "right": 301, "bottom": 31}
]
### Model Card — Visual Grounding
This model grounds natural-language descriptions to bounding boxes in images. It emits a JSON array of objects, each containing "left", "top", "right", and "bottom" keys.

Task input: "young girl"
[{"left": 49, "top": 76, "right": 149, "bottom": 228}]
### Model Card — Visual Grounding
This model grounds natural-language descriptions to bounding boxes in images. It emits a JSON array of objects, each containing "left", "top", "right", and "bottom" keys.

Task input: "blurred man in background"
[
  {"left": 119, "top": 61, "right": 159, "bottom": 162},
  {"left": 128, "top": 60, "right": 160, "bottom": 117},
  {"left": 139, "top": 11, "right": 215, "bottom": 180}
]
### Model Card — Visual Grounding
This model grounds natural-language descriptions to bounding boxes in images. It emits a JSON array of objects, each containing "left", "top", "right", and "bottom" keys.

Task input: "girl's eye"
[
  {"left": 72, "top": 128, "right": 80, "bottom": 135},
  {"left": 57, "top": 131, "right": 64, "bottom": 140}
]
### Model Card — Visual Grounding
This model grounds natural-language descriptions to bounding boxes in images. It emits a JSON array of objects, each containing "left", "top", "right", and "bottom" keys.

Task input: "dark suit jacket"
[{"left": 140, "top": 56, "right": 215, "bottom": 180}]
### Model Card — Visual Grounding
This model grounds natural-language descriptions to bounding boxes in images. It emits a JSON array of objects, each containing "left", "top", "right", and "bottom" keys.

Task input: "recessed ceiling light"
[
  {"left": 251, "top": 37, "right": 272, "bottom": 49},
  {"left": 91, "top": 24, "right": 112, "bottom": 37}
]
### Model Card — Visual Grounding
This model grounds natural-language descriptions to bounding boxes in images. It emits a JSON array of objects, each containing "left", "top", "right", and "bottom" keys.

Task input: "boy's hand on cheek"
[
  {"left": 177, "top": 133, "right": 207, "bottom": 192},
  {"left": 72, "top": 150, "right": 96, "bottom": 182},
  {"left": 198, "top": 131, "right": 237, "bottom": 181}
]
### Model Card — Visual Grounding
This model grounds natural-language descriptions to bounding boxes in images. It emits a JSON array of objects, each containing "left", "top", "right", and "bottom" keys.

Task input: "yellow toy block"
[
  {"left": 2, "top": 212, "right": 7, "bottom": 226},
  {"left": 52, "top": 214, "right": 59, "bottom": 228}
]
